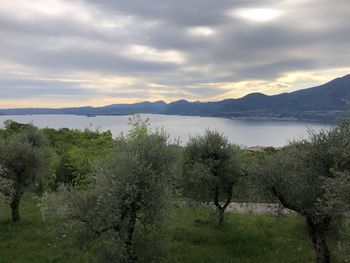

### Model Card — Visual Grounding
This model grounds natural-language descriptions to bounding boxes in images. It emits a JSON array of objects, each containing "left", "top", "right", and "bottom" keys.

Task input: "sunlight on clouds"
[
  {"left": 203, "top": 67, "right": 350, "bottom": 101},
  {"left": 37, "top": 73, "right": 139, "bottom": 95},
  {"left": 148, "top": 83, "right": 192, "bottom": 98},
  {"left": 277, "top": 67, "right": 350, "bottom": 90},
  {"left": 0, "top": 0, "right": 91, "bottom": 22},
  {"left": 203, "top": 81, "right": 290, "bottom": 101},
  {"left": 231, "top": 8, "right": 283, "bottom": 22},
  {"left": 123, "top": 45, "right": 186, "bottom": 64},
  {"left": 1, "top": 53, "right": 349, "bottom": 107},
  {"left": 0, "top": 98, "right": 88, "bottom": 109},
  {"left": 187, "top": 27, "right": 216, "bottom": 37},
  {"left": 1, "top": 95, "right": 151, "bottom": 109},
  {"left": 0, "top": 0, "right": 134, "bottom": 32},
  {"left": 0, "top": 60, "right": 36, "bottom": 78},
  {"left": 0, "top": 0, "right": 349, "bottom": 108},
  {"left": 83, "top": 76, "right": 137, "bottom": 90},
  {"left": 27, "top": 0, "right": 73, "bottom": 17}
]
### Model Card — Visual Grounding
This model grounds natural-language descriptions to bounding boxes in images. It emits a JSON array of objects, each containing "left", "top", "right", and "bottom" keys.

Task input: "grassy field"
[{"left": 0, "top": 197, "right": 348, "bottom": 263}]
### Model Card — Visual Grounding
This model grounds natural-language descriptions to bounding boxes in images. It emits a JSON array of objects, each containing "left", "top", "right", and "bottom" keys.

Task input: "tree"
[
  {"left": 42, "top": 127, "right": 114, "bottom": 188},
  {"left": 42, "top": 116, "right": 179, "bottom": 262},
  {"left": 0, "top": 120, "right": 32, "bottom": 139},
  {"left": 182, "top": 130, "right": 242, "bottom": 225},
  {"left": 257, "top": 121, "right": 350, "bottom": 263},
  {"left": 0, "top": 165, "right": 14, "bottom": 214},
  {"left": 0, "top": 125, "right": 48, "bottom": 221}
]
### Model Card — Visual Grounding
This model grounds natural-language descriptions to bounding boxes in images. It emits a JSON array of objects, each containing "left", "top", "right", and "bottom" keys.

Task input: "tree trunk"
[
  {"left": 213, "top": 187, "right": 223, "bottom": 226},
  {"left": 125, "top": 219, "right": 136, "bottom": 263},
  {"left": 306, "top": 216, "right": 331, "bottom": 263},
  {"left": 10, "top": 194, "right": 21, "bottom": 222},
  {"left": 122, "top": 204, "right": 137, "bottom": 263},
  {"left": 218, "top": 208, "right": 225, "bottom": 226},
  {"left": 213, "top": 185, "right": 233, "bottom": 226}
]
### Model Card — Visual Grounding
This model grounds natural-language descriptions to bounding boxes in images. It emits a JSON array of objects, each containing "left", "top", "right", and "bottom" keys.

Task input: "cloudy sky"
[{"left": 1, "top": 0, "right": 349, "bottom": 108}]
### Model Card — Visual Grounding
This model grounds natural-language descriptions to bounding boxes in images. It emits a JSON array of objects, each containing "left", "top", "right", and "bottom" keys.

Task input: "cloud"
[
  {"left": 0, "top": 0, "right": 349, "bottom": 107},
  {"left": 0, "top": 76, "right": 95, "bottom": 99},
  {"left": 187, "top": 27, "right": 216, "bottom": 37},
  {"left": 231, "top": 8, "right": 283, "bottom": 23}
]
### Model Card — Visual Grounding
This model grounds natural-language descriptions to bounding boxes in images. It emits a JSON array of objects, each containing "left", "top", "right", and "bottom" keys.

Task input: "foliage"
[
  {"left": 42, "top": 116, "right": 179, "bottom": 262},
  {"left": 0, "top": 125, "right": 49, "bottom": 221},
  {"left": 0, "top": 120, "right": 33, "bottom": 139},
  {"left": 1, "top": 116, "right": 350, "bottom": 262},
  {"left": 256, "top": 121, "right": 350, "bottom": 262},
  {"left": 0, "top": 120, "right": 115, "bottom": 191},
  {"left": 182, "top": 130, "right": 243, "bottom": 225},
  {"left": 0, "top": 165, "right": 13, "bottom": 214},
  {"left": 42, "top": 127, "right": 114, "bottom": 188},
  {"left": 234, "top": 149, "right": 277, "bottom": 203}
]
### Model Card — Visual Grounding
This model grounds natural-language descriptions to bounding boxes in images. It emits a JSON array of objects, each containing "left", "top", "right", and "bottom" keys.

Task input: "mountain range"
[{"left": 1, "top": 74, "right": 350, "bottom": 122}]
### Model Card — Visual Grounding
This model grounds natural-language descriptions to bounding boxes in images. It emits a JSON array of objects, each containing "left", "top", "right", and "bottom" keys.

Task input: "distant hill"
[{"left": 1, "top": 75, "right": 350, "bottom": 122}]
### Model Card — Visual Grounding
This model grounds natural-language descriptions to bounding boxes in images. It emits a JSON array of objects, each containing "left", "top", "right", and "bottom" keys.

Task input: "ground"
[{"left": 0, "top": 197, "right": 348, "bottom": 262}]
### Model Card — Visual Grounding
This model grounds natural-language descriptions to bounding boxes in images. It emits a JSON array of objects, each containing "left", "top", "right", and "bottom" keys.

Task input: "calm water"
[{"left": 0, "top": 114, "right": 334, "bottom": 147}]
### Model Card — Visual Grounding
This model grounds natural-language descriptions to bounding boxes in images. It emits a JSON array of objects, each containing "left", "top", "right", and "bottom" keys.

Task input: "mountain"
[
  {"left": 161, "top": 75, "right": 350, "bottom": 121},
  {"left": 0, "top": 101, "right": 168, "bottom": 116},
  {"left": 1, "top": 75, "right": 350, "bottom": 122}
]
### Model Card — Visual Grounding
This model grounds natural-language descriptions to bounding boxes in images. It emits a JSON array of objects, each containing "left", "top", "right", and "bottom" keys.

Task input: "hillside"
[{"left": 1, "top": 75, "right": 350, "bottom": 122}]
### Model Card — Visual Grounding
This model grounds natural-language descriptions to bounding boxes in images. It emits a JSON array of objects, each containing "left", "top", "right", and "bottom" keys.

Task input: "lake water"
[{"left": 0, "top": 114, "right": 334, "bottom": 147}]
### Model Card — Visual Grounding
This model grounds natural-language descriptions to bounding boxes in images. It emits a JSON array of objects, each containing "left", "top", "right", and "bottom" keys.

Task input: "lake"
[{"left": 0, "top": 114, "right": 334, "bottom": 147}]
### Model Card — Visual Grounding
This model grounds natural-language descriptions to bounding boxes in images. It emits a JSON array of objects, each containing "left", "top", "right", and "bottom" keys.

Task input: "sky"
[{"left": 0, "top": 0, "right": 350, "bottom": 108}]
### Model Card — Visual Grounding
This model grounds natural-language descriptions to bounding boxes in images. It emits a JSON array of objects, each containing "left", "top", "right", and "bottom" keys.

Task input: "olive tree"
[
  {"left": 42, "top": 116, "right": 178, "bottom": 262},
  {"left": 182, "top": 130, "right": 242, "bottom": 225},
  {"left": 257, "top": 121, "right": 350, "bottom": 263},
  {"left": 0, "top": 125, "right": 48, "bottom": 221},
  {"left": 0, "top": 165, "right": 13, "bottom": 214},
  {"left": 0, "top": 138, "right": 14, "bottom": 214}
]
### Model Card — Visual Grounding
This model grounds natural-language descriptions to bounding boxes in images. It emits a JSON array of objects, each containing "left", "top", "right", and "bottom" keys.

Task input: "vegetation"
[
  {"left": 2, "top": 197, "right": 350, "bottom": 263},
  {"left": 0, "top": 124, "right": 48, "bottom": 221},
  {"left": 256, "top": 121, "right": 350, "bottom": 263},
  {"left": 42, "top": 127, "right": 114, "bottom": 188},
  {"left": 182, "top": 130, "right": 243, "bottom": 225},
  {"left": 0, "top": 117, "right": 349, "bottom": 262},
  {"left": 42, "top": 116, "right": 179, "bottom": 262}
]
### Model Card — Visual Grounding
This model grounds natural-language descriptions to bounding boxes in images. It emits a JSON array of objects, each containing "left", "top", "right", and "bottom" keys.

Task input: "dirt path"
[{"left": 183, "top": 202, "right": 291, "bottom": 215}]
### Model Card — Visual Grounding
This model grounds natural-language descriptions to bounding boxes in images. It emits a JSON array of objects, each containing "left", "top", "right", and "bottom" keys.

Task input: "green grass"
[
  {"left": 163, "top": 208, "right": 314, "bottom": 263},
  {"left": 0, "top": 197, "right": 93, "bottom": 263},
  {"left": 0, "top": 197, "right": 348, "bottom": 262}
]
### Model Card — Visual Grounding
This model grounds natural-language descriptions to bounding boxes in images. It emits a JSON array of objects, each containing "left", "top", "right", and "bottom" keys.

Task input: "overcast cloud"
[{"left": 0, "top": 0, "right": 349, "bottom": 108}]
